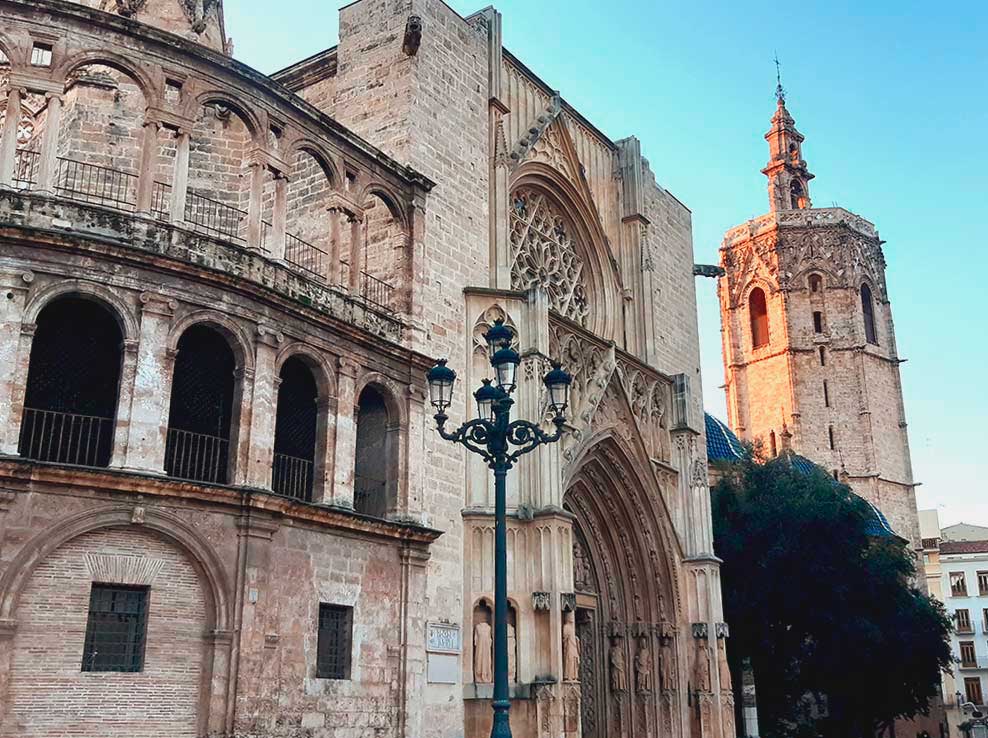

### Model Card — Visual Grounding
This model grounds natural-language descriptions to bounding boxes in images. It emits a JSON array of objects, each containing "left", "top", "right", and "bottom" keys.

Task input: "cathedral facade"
[
  {"left": 718, "top": 89, "right": 922, "bottom": 548},
  {"left": 0, "top": 1, "right": 729, "bottom": 738}
]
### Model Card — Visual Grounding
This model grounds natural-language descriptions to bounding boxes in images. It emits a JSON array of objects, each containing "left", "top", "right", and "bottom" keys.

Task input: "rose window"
[{"left": 509, "top": 188, "right": 590, "bottom": 326}]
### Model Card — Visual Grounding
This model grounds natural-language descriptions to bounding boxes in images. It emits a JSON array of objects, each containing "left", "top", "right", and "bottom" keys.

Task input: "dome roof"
[
  {"left": 704, "top": 413, "right": 897, "bottom": 539},
  {"left": 704, "top": 412, "right": 746, "bottom": 462}
]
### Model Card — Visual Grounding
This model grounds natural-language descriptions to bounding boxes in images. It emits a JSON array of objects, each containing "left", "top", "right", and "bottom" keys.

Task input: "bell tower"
[
  {"left": 718, "top": 87, "right": 922, "bottom": 548},
  {"left": 763, "top": 66, "right": 814, "bottom": 212}
]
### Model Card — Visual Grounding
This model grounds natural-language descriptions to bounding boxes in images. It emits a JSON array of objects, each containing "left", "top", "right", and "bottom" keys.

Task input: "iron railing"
[
  {"left": 338, "top": 260, "right": 396, "bottom": 312},
  {"left": 18, "top": 407, "right": 114, "bottom": 468},
  {"left": 271, "top": 452, "right": 314, "bottom": 501},
  {"left": 164, "top": 427, "right": 229, "bottom": 484},
  {"left": 184, "top": 191, "right": 246, "bottom": 241},
  {"left": 13, "top": 149, "right": 40, "bottom": 189},
  {"left": 285, "top": 233, "right": 327, "bottom": 281},
  {"left": 361, "top": 271, "right": 395, "bottom": 311},
  {"left": 151, "top": 180, "right": 171, "bottom": 220},
  {"left": 54, "top": 157, "right": 137, "bottom": 210}
]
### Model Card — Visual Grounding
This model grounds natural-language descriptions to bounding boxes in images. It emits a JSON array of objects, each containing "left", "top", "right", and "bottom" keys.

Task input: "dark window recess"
[
  {"left": 82, "top": 584, "right": 149, "bottom": 672},
  {"left": 809, "top": 274, "right": 823, "bottom": 292},
  {"left": 861, "top": 283, "right": 878, "bottom": 345},
  {"left": 819, "top": 346, "right": 826, "bottom": 366},
  {"left": 272, "top": 357, "right": 318, "bottom": 501},
  {"left": 828, "top": 426, "right": 836, "bottom": 450},
  {"left": 19, "top": 297, "right": 122, "bottom": 467},
  {"left": 813, "top": 311, "right": 824, "bottom": 334},
  {"left": 749, "top": 288, "right": 769, "bottom": 348},
  {"left": 354, "top": 386, "right": 391, "bottom": 517},
  {"left": 164, "top": 325, "right": 235, "bottom": 484},
  {"left": 317, "top": 603, "right": 353, "bottom": 679},
  {"left": 823, "top": 381, "right": 830, "bottom": 408}
]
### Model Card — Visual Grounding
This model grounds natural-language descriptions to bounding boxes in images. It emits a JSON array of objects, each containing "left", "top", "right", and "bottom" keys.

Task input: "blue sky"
[{"left": 225, "top": 0, "right": 987, "bottom": 527}]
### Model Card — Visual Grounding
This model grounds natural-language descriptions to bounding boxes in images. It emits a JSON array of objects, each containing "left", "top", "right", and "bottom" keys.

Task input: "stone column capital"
[{"left": 139, "top": 291, "right": 178, "bottom": 317}]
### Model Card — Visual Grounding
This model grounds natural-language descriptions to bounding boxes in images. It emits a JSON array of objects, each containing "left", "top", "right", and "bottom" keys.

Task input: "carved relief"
[
  {"left": 562, "top": 610, "right": 581, "bottom": 681},
  {"left": 635, "top": 638, "right": 653, "bottom": 693},
  {"left": 609, "top": 639, "right": 628, "bottom": 692},
  {"left": 510, "top": 188, "right": 590, "bottom": 325},
  {"left": 717, "top": 638, "right": 732, "bottom": 692},
  {"left": 695, "top": 641, "right": 712, "bottom": 693}
]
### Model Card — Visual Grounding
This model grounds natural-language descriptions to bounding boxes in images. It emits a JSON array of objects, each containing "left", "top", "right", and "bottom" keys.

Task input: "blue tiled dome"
[
  {"left": 704, "top": 413, "right": 897, "bottom": 538},
  {"left": 705, "top": 412, "right": 746, "bottom": 462}
]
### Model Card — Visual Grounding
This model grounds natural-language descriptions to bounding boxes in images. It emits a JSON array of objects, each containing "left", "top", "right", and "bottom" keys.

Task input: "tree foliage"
[{"left": 712, "top": 454, "right": 952, "bottom": 738}]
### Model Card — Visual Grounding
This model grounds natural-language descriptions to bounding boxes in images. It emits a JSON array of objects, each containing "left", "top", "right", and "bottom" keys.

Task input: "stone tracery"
[{"left": 510, "top": 188, "right": 590, "bottom": 326}]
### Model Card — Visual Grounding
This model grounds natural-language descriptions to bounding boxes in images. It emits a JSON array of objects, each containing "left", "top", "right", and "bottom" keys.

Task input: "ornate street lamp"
[{"left": 426, "top": 318, "right": 571, "bottom": 738}]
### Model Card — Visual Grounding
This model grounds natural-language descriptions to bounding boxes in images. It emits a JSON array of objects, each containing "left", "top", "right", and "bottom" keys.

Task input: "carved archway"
[{"left": 564, "top": 435, "right": 680, "bottom": 738}]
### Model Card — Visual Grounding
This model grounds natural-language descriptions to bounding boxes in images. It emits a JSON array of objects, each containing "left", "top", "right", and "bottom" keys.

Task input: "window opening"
[
  {"left": 82, "top": 584, "right": 149, "bottom": 672},
  {"left": 272, "top": 357, "right": 318, "bottom": 501},
  {"left": 813, "top": 311, "right": 824, "bottom": 334},
  {"left": 354, "top": 386, "right": 392, "bottom": 517},
  {"left": 749, "top": 288, "right": 769, "bottom": 348},
  {"left": 861, "top": 284, "right": 878, "bottom": 345},
  {"left": 317, "top": 603, "right": 353, "bottom": 679}
]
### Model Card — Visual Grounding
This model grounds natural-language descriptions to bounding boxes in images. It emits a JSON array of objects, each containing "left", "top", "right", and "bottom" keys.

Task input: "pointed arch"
[{"left": 510, "top": 164, "right": 622, "bottom": 340}]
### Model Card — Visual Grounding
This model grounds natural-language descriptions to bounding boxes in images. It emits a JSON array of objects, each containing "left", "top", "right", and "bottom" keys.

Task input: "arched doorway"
[
  {"left": 19, "top": 295, "right": 124, "bottom": 467},
  {"left": 564, "top": 437, "right": 678, "bottom": 738}
]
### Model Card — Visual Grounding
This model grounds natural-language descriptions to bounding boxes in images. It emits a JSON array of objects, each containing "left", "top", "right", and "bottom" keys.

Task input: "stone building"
[
  {"left": 0, "top": 1, "right": 729, "bottom": 738},
  {"left": 717, "top": 85, "right": 922, "bottom": 549}
]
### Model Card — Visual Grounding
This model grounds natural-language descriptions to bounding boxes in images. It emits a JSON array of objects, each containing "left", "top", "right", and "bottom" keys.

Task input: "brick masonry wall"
[
  {"left": 327, "top": 1, "right": 490, "bottom": 734},
  {"left": 5, "top": 525, "right": 207, "bottom": 738}
]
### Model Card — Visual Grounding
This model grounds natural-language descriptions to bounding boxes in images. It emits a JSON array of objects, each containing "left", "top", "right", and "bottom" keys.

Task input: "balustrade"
[
  {"left": 164, "top": 427, "right": 230, "bottom": 484},
  {"left": 18, "top": 407, "right": 114, "bottom": 468},
  {"left": 272, "top": 452, "right": 314, "bottom": 501}
]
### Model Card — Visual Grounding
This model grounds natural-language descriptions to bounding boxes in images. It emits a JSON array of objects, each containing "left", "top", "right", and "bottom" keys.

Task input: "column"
[
  {"left": 170, "top": 129, "right": 190, "bottom": 223},
  {"left": 0, "top": 271, "right": 33, "bottom": 454},
  {"left": 327, "top": 208, "right": 342, "bottom": 285},
  {"left": 135, "top": 119, "right": 161, "bottom": 214},
  {"left": 312, "top": 395, "right": 336, "bottom": 505},
  {"left": 110, "top": 339, "right": 140, "bottom": 468},
  {"left": 245, "top": 325, "right": 282, "bottom": 489},
  {"left": 407, "top": 201, "right": 427, "bottom": 348},
  {"left": 331, "top": 358, "right": 359, "bottom": 508},
  {"left": 398, "top": 546, "right": 431, "bottom": 738},
  {"left": 347, "top": 213, "right": 362, "bottom": 294},
  {"left": 246, "top": 160, "right": 266, "bottom": 251},
  {"left": 121, "top": 293, "right": 178, "bottom": 473},
  {"left": 269, "top": 172, "right": 288, "bottom": 259},
  {"left": 36, "top": 93, "right": 63, "bottom": 192},
  {"left": 0, "top": 87, "right": 24, "bottom": 187}
]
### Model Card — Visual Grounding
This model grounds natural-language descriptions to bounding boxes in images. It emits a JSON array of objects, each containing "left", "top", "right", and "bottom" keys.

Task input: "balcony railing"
[
  {"left": 164, "top": 427, "right": 229, "bottom": 484},
  {"left": 184, "top": 191, "right": 246, "bottom": 242},
  {"left": 13, "top": 149, "right": 40, "bottom": 189},
  {"left": 339, "top": 260, "right": 396, "bottom": 313},
  {"left": 18, "top": 407, "right": 114, "bottom": 468},
  {"left": 285, "top": 233, "right": 328, "bottom": 281},
  {"left": 54, "top": 157, "right": 138, "bottom": 211},
  {"left": 151, "top": 180, "right": 171, "bottom": 221},
  {"left": 271, "top": 452, "right": 314, "bottom": 501}
]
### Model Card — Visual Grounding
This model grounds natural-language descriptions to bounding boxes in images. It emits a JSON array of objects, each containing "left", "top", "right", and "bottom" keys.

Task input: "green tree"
[{"left": 712, "top": 453, "right": 952, "bottom": 738}]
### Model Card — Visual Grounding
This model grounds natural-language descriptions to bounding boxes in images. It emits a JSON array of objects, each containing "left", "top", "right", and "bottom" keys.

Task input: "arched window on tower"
[
  {"left": 272, "top": 357, "right": 319, "bottom": 501},
  {"left": 354, "top": 385, "right": 397, "bottom": 518},
  {"left": 19, "top": 296, "right": 123, "bottom": 467},
  {"left": 808, "top": 274, "right": 823, "bottom": 293},
  {"left": 749, "top": 288, "right": 769, "bottom": 349},
  {"left": 861, "top": 284, "right": 878, "bottom": 345},
  {"left": 790, "top": 179, "right": 806, "bottom": 209},
  {"left": 164, "top": 325, "right": 236, "bottom": 484}
]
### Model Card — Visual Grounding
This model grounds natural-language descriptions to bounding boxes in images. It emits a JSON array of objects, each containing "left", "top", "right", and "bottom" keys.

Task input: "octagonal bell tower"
[{"left": 718, "top": 84, "right": 921, "bottom": 548}]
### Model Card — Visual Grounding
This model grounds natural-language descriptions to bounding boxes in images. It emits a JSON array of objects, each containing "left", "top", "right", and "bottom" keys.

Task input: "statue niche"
[{"left": 473, "top": 600, "right": 493, "bottom": 684}]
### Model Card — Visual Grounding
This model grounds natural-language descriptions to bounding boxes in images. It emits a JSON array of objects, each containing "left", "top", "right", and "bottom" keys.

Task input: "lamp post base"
[{"left": 491, "top": 698, "right": 512, "bottom": 738}]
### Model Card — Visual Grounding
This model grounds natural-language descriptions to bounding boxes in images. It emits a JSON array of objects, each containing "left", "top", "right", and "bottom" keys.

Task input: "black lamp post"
[{"left": 426, "top": 319, "right": 571, "bottom": 738}]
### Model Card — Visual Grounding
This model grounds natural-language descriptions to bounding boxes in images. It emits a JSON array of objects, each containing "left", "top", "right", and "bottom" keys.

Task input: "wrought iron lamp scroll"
[{"left": 426, "top": 318, "right": 571, "bottom": 738}]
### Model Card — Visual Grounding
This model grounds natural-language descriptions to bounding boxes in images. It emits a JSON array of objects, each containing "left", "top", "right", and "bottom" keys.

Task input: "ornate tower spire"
[{"left": 762, "top": 59, "right": 814, "bottom": 212}]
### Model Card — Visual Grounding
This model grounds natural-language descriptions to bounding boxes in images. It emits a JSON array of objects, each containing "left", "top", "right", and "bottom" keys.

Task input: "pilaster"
[{"left": 245, "top": 325, "right": 284, "bottom": 489}]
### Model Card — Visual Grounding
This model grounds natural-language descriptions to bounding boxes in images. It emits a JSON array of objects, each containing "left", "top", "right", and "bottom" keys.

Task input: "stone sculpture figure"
[
  {"left": 635, "top": 642, "right": 653, "bottom": 693},
  {"left": 717, "top": 639, "right": 732, "bottom": 691},
  {"left": 609, "top": 642, "right": 628, "bottom": 692},
  {"left": 660, "top": 639, "right": 675, "bottom": 691},
  {"left": 507, "top": 623, "right": 517, "bottom": 682},
  {"left": 474, "top": 620, "right": 493, "bottom": 683},
  {"left": 562, "top": 611, "right": 580, "bottom": 682},
  {"left": 695, "top": 642, "right": 711, "bottom": 693}
]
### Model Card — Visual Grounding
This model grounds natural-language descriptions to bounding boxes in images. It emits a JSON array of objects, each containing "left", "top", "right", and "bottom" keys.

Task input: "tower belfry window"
[
  {"left": 749, "top": 288, "right": 769, "bottom": 348},
  {"left": 813, "top": 311, "right": 824, "bottom": 334},
  {"left": 789, "top": 179, "right": 806, "bottom": 209},
  {"left": 828, "top": 425, "right": 835, "bottom": 450},
  {"left": 861, "top": 284, "right": 878, "bottom": 345},
  {"left": 819, "top": 347, "right": 826, "bottom": 366}
]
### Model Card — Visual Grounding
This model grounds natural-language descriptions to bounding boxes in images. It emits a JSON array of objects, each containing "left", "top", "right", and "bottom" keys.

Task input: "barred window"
[
  {"left": 82, "top": 584, "right": 149, "bottom": 672},
  {"left": 317, "top": 604, "right": 353, "bottom": 679}
]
